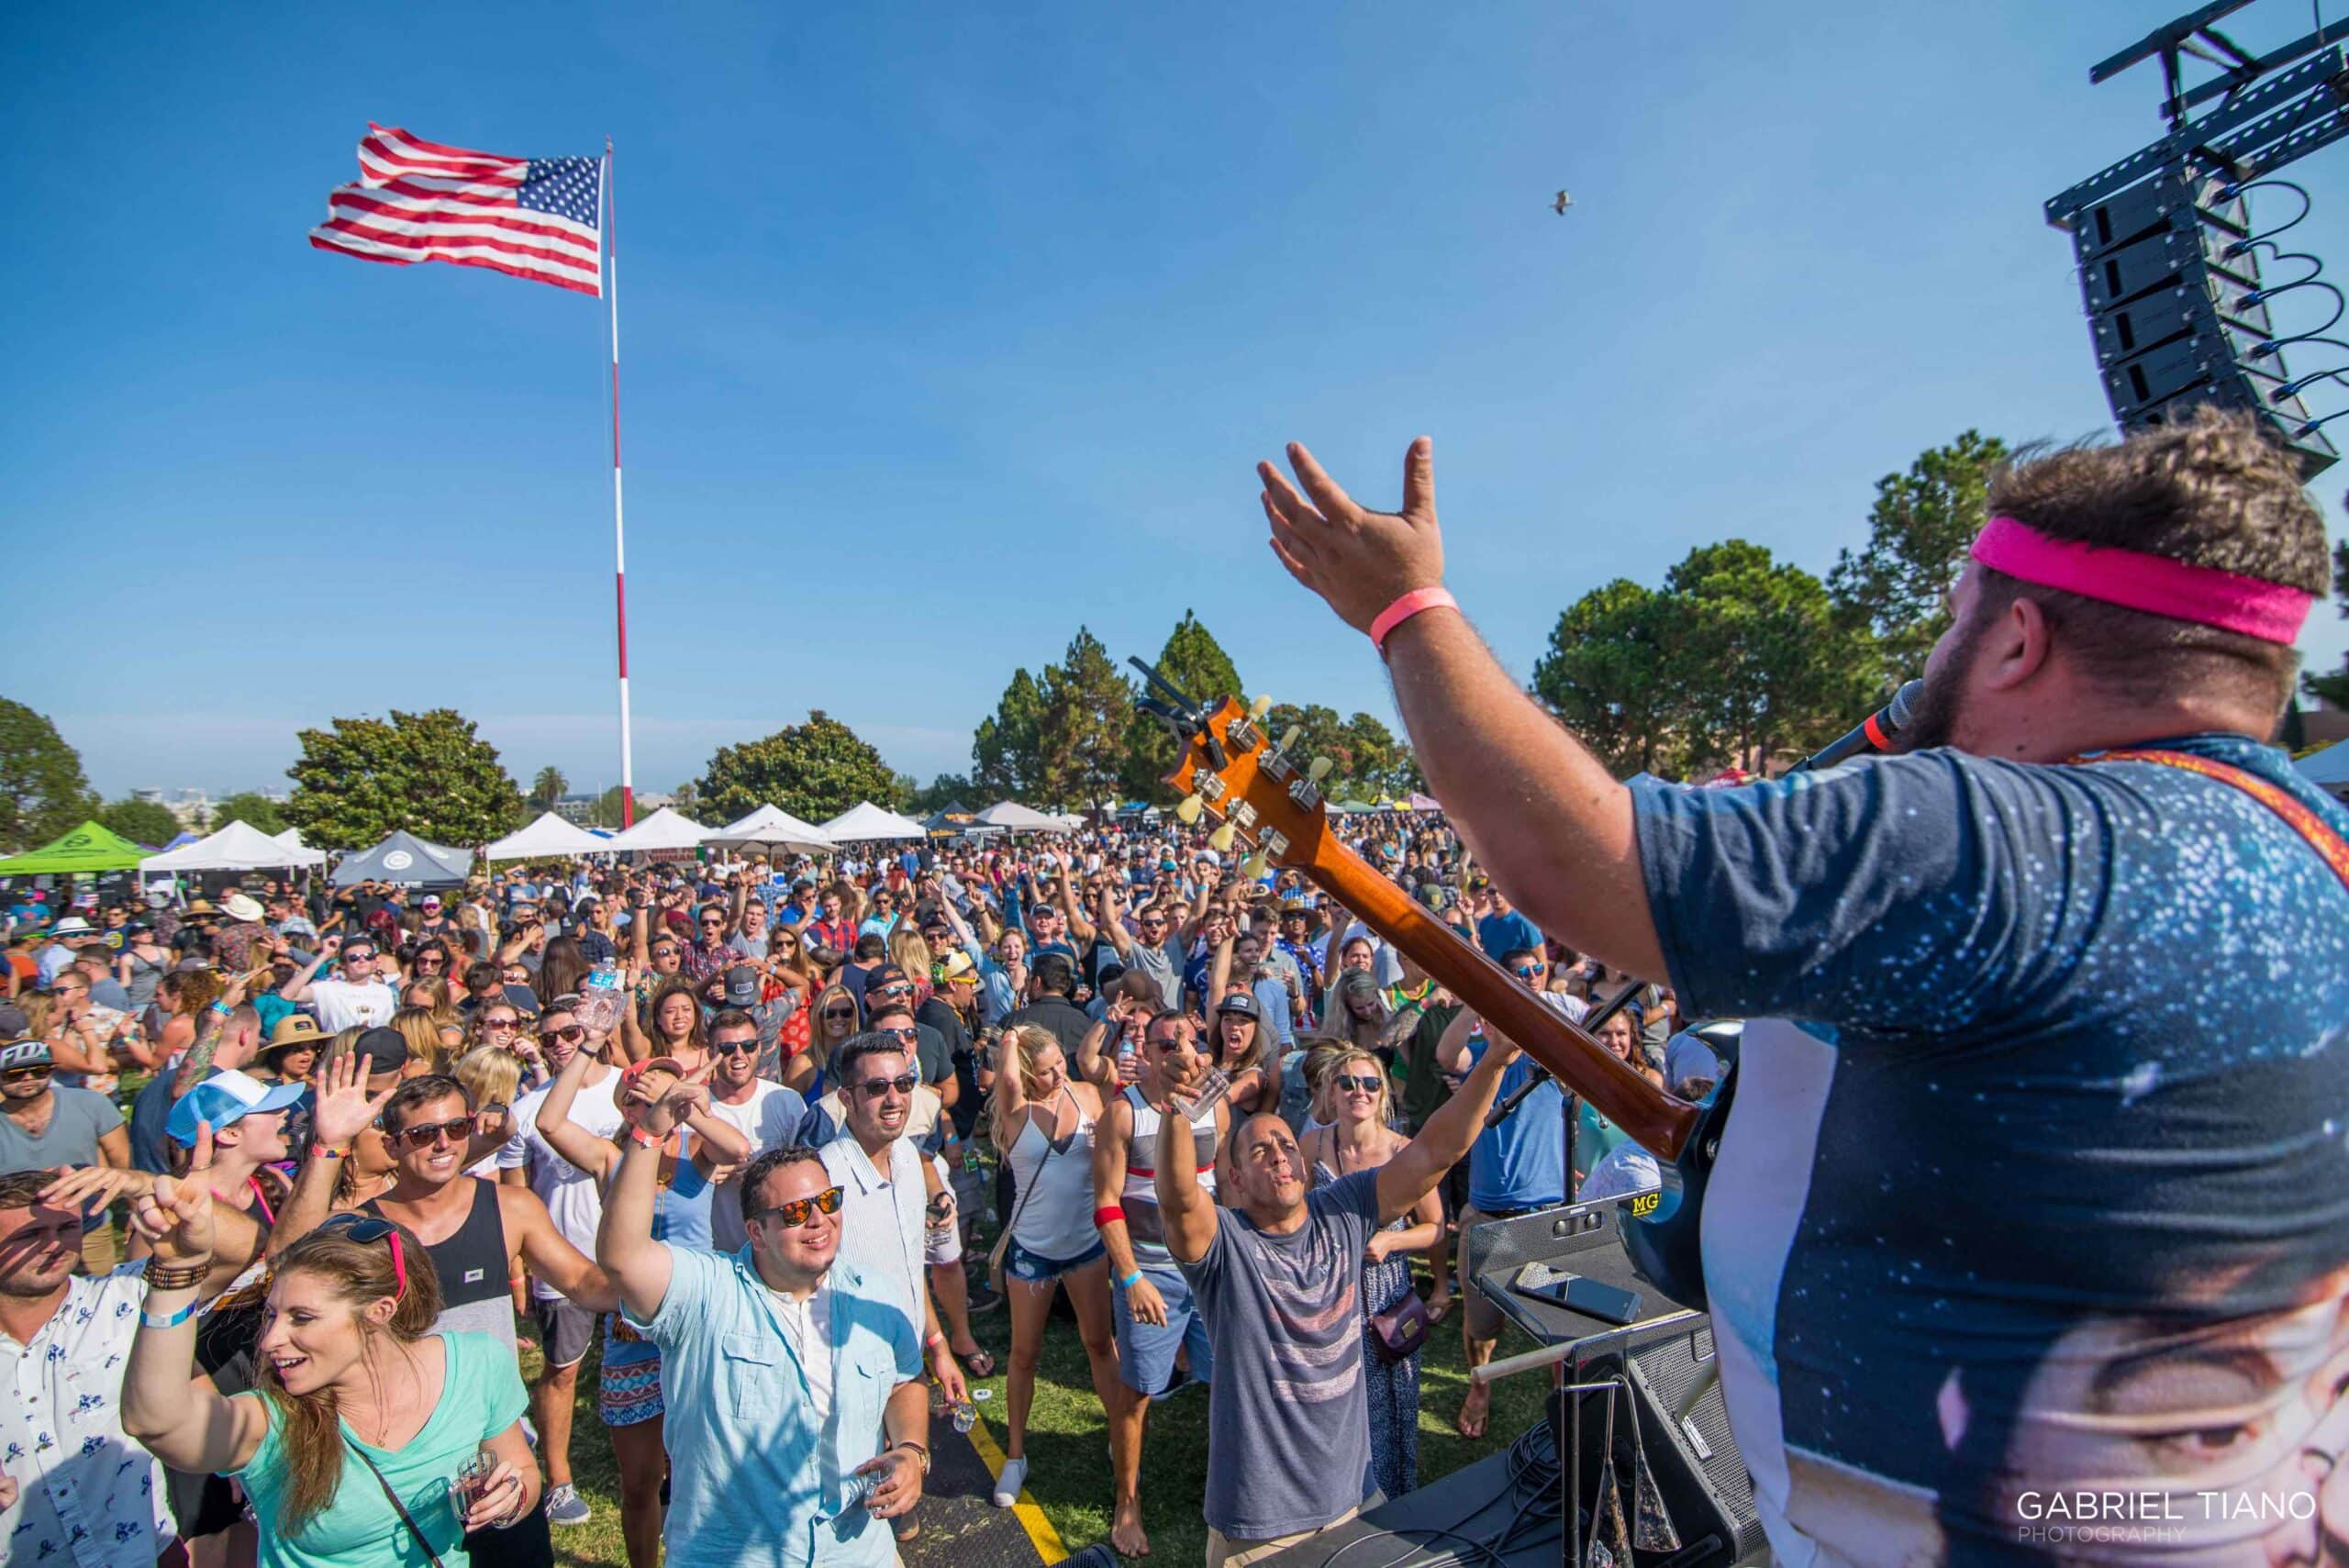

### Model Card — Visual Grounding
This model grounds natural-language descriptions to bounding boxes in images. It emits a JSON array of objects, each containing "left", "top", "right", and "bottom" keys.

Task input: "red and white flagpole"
[{"left": 603, "top": 136, "right": 635, "bottom": 828}]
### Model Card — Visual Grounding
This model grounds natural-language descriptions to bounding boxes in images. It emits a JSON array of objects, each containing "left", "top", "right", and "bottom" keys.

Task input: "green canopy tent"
[{"left": 0, "top": 820, "right": 151, "bottom": 876}]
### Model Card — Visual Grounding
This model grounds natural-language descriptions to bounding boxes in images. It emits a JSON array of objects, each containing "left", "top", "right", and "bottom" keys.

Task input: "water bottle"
[
  {"left": 836, "top": 1470, "right": 879, "bottom": 1516},
  {"left": 950, "top": 1399, "right": 977, "bottom": 1434},
  {"left": 579, "top": 963, "right": 622, "bottom": 1036}
]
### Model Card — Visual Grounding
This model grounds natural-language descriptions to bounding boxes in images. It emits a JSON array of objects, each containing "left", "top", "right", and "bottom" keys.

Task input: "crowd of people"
[{"left": 0, "top": 806, "right": 1687, "bottom": 1568}]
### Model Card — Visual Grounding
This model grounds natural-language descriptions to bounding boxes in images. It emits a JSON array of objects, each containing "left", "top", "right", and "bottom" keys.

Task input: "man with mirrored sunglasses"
[{"left": 603, "top": 1132, "right": 927, "bottom": 1568}]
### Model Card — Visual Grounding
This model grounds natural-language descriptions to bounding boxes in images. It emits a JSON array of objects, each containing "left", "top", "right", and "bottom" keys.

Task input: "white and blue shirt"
[{"left": 1635, "top": 735, "right": 2349, "bottom": 1565}]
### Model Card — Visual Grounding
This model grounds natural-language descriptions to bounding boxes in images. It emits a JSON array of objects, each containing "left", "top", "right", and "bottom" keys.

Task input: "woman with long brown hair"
[
  {"left": 122, "top": 1178, "right": 539, "bottom": 1565},
  {"left": 621, "top": 975, "right": 707, "bottom": 1071}
]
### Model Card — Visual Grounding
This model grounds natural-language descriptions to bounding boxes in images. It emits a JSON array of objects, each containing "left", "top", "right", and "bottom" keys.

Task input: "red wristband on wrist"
[
  {"left": 1369, "top": 586, "right": 1458, "bottom": 652},
  {"left": 1093, "top": 1204, "right": 1125, "bottom": 1227}
]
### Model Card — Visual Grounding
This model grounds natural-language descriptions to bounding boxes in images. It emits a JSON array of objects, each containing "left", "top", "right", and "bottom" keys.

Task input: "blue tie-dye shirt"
[{"left": 1633, "top": 733, "right": 2349, "bottom": 1566}]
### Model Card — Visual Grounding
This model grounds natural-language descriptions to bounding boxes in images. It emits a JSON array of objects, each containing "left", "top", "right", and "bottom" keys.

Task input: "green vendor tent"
[{"left": 0, "top": 820, "right": 152, "bottom": 875}]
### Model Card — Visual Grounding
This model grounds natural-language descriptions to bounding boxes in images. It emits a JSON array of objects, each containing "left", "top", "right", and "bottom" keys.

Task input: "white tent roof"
[
  {"left": 708, "top": 805, "right": 835, "bottom": 852},
  {"left": 481, "top": 812, "right": 608, "bottom": 862},
  {"left": 820, "top": 802, "right": 927, "bottom": 841},
  {"left": 605, "top": 806, "right": 712, "bottom": 852},
  {"left": 974, "top": 801, "right": 1067, "bottom": 831},
  {"left": 2295, "top": 740, "right": 2349, "bottom": 786},
  {"left": 273, "top": 827, "right": 311, "bottom": 852},
  {"left": 141, "top": 819, "right": 328, "bottom": 873}
]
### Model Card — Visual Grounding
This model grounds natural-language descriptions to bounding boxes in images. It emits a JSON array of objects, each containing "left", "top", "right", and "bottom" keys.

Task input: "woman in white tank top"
[{"left": 987, "top": 1026, "right": 1120, "bottom": 1508}]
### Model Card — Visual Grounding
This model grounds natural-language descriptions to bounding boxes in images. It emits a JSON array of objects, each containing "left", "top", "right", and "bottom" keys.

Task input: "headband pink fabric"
[{"left": 1969, "top": 516, "right": 2312, "bottom": 645}]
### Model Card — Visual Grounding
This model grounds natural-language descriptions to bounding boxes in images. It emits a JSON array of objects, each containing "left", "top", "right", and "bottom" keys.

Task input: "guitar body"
[{"left": 1617, "top": 1027, "right": 1739, "bottom": 1309}]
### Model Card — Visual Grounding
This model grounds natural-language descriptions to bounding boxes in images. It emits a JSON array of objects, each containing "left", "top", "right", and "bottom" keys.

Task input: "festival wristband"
[
  {"left": 315, "top": 1144, "right": 348, "bottom": 1161},
  {"left": 1118, "top": 1270, "right": 1144, "bottom": 1290},
  {"left": 209, "top": 1001, "right": 234, "bottom": 1018},
  {"left": 1093, "top": 1204, "right": 1125, "bottom": 1227},
  {"left": 626, "top": 1126, "right": 662, "bottom": 1151},
  {"left": 139, "top": 1300, "right": 198, "bottom": 1330},
  {"left": 1368, "top": 586, "right": 1458, "bottom": 653},
  {"left": 925, "top": 1331, "right": 945, "bottom": 1350}
]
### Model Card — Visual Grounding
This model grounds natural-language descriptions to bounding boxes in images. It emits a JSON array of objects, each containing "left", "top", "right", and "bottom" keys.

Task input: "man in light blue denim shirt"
[{"left": 602, "top": 1108, "right": 927, "bottom": 1568}]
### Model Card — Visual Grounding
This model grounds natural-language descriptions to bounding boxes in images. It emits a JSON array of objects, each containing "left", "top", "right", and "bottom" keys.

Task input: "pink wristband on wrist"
[{"left": 1369, "top": 586, "right": 1458, "bottom": 652}]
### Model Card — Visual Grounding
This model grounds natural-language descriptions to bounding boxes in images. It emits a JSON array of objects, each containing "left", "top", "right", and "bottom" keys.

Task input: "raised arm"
[
  {"left": 120, "top": 1141, "right": 272, "bottom": 1476},
  {"left": 1376, "top": 1028, "right": 1521, "bottom": 1223},
  {"left": 265, "top": 1048, "right": 397, "bottom": 1258},
  {"left": 276, "top": 940, "right": 337, "bottom": 1005},
  {"left": 594, "top": 1098, "right": 673, "bottom": 1325},
  {"left": 535, "top": 1047, "right": 623, "bottom": 1181},
  {"left": 1074, "top": 1011, "right": 1117, "bottom": 1091},
  {"left": 506, "top": 1183, "right": 619, "bottom": 1314},
  {"left": 1432, "top": 1006, "right": 1478, "bottom": 1075},
  {"left": 1094, "top": 884, "right": 1132, "bottom": 960},
  {"left": 1060, "top": 873, "right": 1097, "bottom": 948}
]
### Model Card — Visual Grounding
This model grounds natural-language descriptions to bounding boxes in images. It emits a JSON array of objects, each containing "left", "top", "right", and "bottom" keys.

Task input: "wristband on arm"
[{"left": 1369, "top": 586, "right": 1459, "bottom": 653}]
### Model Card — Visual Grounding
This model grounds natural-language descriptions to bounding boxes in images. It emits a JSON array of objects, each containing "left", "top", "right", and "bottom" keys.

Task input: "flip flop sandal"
[{"left": 960, "top": 1347, "right": 996, "bottom": 1378}]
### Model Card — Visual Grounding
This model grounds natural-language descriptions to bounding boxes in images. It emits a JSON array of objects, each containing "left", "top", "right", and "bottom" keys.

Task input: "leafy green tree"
[
  {"left": 904, "top": 773, "right": 974, "bottom": 815},
  {"left": 1829, "top": 430, "right": 2007, "bottom": 674},
  {"left": 697, "top": 711, "right": 898, "bottom": 824},
  {"left": 284, "top": 709, "right": 524, "bottom": 849},
  {"left": 973, "top": 668, "right": 1049, "bottom": 801},
  {"left": 2302, "top": 539, "right": 2349, "bottom": 709},
  {"left": 1532, "top": 579, "right": 1687, "bottom": 776},
  {"left": 1038, "top": 628, "right": 1135, "bottom": 813},
  {"left": 1334, "top": 712, "right": 1405, "bottom": 798},
  {"left": 1668, "top": 541, "right": 1874, "bottom": 771},
  {"left": 97, "top": 796, "right": 182, "bottom": 848},
  {"left": 591, "top": 785, "right": 631, "bottom": 828},
  {"left": 529, "top": 767, "right": 568, "bottom": 809},
  {"left": 1122, "top": 611, "right": 1246, "bottom": 803},
  {"left": 670, "top": 781, "right": 703, "bottom": 821},
  {"left": 0, "top": 698, "right": 95, "bottom": 851},
  {"left": 211, "top": 792, "right": 289, "bottom": 834}
]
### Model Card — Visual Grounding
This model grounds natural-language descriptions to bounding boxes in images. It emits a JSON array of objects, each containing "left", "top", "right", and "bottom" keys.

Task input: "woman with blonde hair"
[
  {"left": 389, "top": 1006, "right": 453, "bottom": 1075},
  {"left": 451, "top": 1046, "right": 522, "bottom": 1180},
  {"left": 401, "top": 976, "right": 467, "bottom": 1059},
  {"left": 783, "top": 980, "right": 860, "bottom": 1098},
  {"left": 123, "top": 1196, "right": 539, "bottom": 1565},
  {"left": 985, "top": 1024, "right": 1119, "bottom": 1509},
  {"left": 1300, "top": 1044, "right": 1441, "bottom": 1499},
  {"left": 886, "top": 927, "right": 935, "bottom": 1006}
]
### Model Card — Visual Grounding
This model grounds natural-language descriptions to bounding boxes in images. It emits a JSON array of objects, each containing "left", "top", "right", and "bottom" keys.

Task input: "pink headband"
[{"left": 1969, "top": 516, "right": 2312, "bottom": 645}]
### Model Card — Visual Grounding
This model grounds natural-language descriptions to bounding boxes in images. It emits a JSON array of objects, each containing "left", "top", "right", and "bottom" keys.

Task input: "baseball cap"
[
  {"left": 866, "top": 964, "right": 912, "bottom": 995},
  {"left": 722, "top": 964, "right": 761, "bottom": 1007},
  {"left": 0, "top": 1039, "right": 54, "bottom": 1071},
  {"left": 1215, "top": 990, "right": 1262, "bottom": 1019},
  {"left": 167, "top": 1069, "right": 306, "bottom": 1146},
  {"left": 351, "top": 1027, "right": 411, "bottom": 1078}
]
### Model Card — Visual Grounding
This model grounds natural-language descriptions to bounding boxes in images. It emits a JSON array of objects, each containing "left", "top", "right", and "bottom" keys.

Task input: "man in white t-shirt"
[
  {"left": 701, "top": 1008, "right": 806, "bottom": 1253},
  {"left": 280, "top": 933, "right": 397, "bottom": 1032},
  {"left": 495, "top": 997, "right": 618, "bottom": 1529}
]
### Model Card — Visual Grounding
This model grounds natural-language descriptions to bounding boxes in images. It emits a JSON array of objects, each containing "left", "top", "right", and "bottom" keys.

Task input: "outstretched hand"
[
  {"left": 128, "top": 1123, "right": 217, "bottom": 1269},
  {"left": 309, "top": 1049, "right": 396, "bottom": 1151},
  {"left": 1259, "top": 438, "right": 1445, "bottom": 635}
]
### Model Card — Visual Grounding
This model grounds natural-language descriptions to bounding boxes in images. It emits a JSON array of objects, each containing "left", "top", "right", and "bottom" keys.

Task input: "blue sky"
[{"left": 6, "top": 1, "right": 2344, "bottom": 800}]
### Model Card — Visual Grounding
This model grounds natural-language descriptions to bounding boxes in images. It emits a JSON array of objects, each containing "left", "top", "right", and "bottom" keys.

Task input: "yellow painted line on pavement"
[{"left": 963, "top": 1409, "right": 1070, "bottom": 1564}]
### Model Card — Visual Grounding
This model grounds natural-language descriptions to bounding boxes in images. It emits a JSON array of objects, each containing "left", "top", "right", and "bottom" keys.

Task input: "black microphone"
[{"left": 1789, "top": 679, "right": 1924, "bottom": 773}]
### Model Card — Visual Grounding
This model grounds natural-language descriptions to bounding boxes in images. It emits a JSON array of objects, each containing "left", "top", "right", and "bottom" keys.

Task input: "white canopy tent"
[
  {"left": 974, "top": 801, "right": 1067, "bottom": 832},
  {"left": 820, "top": 802, "right": 927, "bottom": 841},
  {"left": 605, "top": 806, "right": 712, "bottom": 853},
  {"left": 273, "top": 827, "right": 312, "bottom": 853},
  {"left": 481, "top": 812, "right": 608, "bottom": 862},
  {"left": 708, "top": 805, "right": 835, "bottom": 853},
  {"left": 140, "top": 819, "right": 328, "bottom": 873},
  {"left": 2295, "top": 740, "right": 2349, "bottom": 800}
]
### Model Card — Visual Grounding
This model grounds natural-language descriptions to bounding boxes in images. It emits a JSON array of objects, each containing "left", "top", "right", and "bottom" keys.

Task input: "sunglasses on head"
[
  {"left": 315, "top": 1211, "right": 410, "bottom": 1300},
  {"left": 391, "top": 1114, "right": 476, "bottom": 1150},
  {"left": 751, "top": 1184, "right": 844, "bottom": 1229},
  {"left": 1335, "top": 1073, "right": 1382, "bottom": 1093},
  {"left": 856, "top": 1072, "right": 918, "bottom": 1099}
]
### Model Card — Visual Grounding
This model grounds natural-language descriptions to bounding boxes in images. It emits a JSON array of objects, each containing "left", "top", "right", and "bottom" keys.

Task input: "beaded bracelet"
[{"left": 142, "top": 1260, "right": 207, "bottom": 1291}]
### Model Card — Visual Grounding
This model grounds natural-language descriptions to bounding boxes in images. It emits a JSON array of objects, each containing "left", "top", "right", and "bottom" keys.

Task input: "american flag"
[{"left": 309, "top": 125, "right": 602, "bottom": 296}]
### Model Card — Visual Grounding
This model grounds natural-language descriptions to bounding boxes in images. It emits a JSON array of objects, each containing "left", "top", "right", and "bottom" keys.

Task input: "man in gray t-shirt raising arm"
[{"left": 1154, "top": 1021, "right": 1524, "bottom": 1567}]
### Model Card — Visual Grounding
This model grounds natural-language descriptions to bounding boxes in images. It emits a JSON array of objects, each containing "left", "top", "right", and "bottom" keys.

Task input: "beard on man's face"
[{"left": 1900, "top": 610, "right": 1989, "bottom": 753}]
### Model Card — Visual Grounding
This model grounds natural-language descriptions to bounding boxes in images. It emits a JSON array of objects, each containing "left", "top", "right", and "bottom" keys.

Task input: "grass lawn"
[{"left": 533, "top": 1258, "right": 1556, "bottom": 1567}]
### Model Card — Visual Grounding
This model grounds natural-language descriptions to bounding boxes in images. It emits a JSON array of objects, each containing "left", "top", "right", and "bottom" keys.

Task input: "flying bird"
[{"left": 1552, "top": 190, "right": 1573, "bottom": 215}]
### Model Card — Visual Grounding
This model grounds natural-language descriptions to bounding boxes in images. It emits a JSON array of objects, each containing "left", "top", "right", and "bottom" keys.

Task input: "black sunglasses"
[
  {"left": 855, "top": 1073, "right": 918, "bottom": 1099},
  {"left": 391, "top": 1115, "right": 476, "bottom": 1150},
  {"left": 1334, "top": 1073, "right": 1382, "bottom": 1093},
  {"left": 549, "top": 1025, "right": 586, "bottom": 1043},
  {"left": 710, "top": 1039, "right": 759, "bottom": 1057},
  {"left": 2, "top": 1065, "right": 53, "bottom": 1084},
  {"left": 821, "top": 1006, "right": 858, "bottom": 1020},
  {"left": 750, "top": 1184, "right": 844, "bottom": 1229}
]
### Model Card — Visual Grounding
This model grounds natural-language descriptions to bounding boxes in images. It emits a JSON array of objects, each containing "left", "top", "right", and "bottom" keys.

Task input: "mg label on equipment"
[
  {"left": 1682, "top": 1417, "right": 1713, "bottom": 1461},
  {"left": 1631, "top": 1192, "right": 1660, "bottom": 1218}
]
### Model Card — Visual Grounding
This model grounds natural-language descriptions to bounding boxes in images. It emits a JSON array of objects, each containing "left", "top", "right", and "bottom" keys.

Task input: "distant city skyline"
[{"left": 10, "top": 1, "right": 2343, "bottom": 801}]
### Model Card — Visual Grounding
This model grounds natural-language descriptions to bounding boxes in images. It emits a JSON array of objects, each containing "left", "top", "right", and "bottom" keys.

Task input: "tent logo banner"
[{"left": 383, "top": 851, "right": 414, "bottom": 871}]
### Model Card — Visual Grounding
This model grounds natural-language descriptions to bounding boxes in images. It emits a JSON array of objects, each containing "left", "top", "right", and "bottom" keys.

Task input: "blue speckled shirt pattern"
[{"left": 1635, "top": 734, "right": 2349, "bottom": 1565}]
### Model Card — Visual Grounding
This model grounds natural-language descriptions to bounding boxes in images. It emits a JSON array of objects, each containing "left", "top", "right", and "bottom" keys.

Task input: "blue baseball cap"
[{"left": 166, "top": 1069, "right": 306, "bottom": 1147}]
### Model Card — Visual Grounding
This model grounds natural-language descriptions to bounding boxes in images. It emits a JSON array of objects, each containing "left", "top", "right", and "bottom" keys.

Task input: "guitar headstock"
[{"left": 1163, "top": 694, "right": 1335, "bottom": 878}]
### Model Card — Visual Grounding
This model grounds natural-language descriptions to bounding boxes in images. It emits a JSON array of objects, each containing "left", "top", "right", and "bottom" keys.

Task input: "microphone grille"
[{"left": 1887, "top": 679, "right": 1925, "bottom": 730}]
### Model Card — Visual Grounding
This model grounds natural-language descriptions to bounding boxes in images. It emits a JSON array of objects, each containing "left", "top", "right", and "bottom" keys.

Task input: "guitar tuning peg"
[
  {"left": 1208, "top": 821, "right": 1238, "bottom": 852},
  {"left": 1248, "top": 695, "right": 1273, "bottom": 719},
  {"left": 1174, "top": 793, "right": 1205, "bottom": 825},
  {"left": 1277, "top": 727, "right": 1302, "bottom": 754},
  {"left": 1307, "top": 756, "right": 1333, "bottom": 784}
]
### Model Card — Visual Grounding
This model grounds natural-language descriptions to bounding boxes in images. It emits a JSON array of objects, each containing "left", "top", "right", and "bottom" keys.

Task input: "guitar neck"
[{"left": 1297, "top": 833, "right": 1698, "bottom": 1161}]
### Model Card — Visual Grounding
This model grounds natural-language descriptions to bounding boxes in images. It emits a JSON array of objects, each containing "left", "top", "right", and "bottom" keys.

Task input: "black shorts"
[{"left": 531, "top": 1296, "right": 596, "bottom": 1370}]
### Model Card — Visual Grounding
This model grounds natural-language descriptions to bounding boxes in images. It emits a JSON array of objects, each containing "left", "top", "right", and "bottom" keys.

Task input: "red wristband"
[
  {"left": 1093, "top": 1204, "right": 1126, "bottom": 1227},
  {"left": 1369, "top": 586, "right": 1458, "bottom": 652}
]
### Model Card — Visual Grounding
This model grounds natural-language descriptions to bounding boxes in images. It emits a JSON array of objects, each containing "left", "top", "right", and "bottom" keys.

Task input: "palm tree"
[{"left": 530, "top": 766, "right": 568, "bottom": 809}]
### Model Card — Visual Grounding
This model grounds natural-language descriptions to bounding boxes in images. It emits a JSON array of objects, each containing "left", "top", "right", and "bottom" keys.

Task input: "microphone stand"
[{"left": 1483, "top": 980, "right": 1645, "bottom": 1131}]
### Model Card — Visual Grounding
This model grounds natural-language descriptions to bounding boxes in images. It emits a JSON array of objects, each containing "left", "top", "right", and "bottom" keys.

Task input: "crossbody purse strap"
[
  {"left": 344, "top": 1435, "right": 448, "bottom": 1568},
  {"left": 2078, "top": 748, "right": 2349, "bottom": 890}
]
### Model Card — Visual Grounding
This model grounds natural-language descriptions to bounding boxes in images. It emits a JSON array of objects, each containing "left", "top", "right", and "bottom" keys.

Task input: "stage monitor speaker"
[
  {"left": 2055, "top": 164, "right": 2337, "bottom": 478},
  {"left": 1553, "top": 1317, "right": 1769, "bottom": 1567}
]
